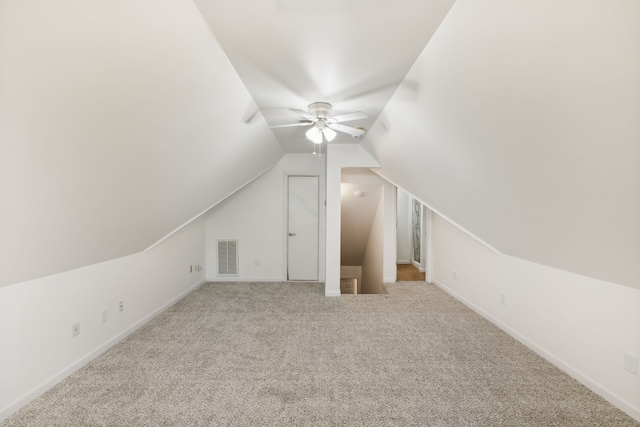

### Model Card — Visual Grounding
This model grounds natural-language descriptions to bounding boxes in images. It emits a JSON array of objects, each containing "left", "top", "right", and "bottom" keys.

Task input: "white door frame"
[
  {"left": 424, "top": 206, "right": 433, "bottom": 282},
  {"left": 283, "top": 173, "right": 323, "bottom": 281}
]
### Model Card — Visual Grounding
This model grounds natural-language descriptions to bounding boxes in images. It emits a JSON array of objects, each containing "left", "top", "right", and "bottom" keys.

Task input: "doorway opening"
[
  {"left": 340, "top": 168, "right": 387, "bottom": 294},
  {"left": 396, "top": 187, "right": 432, "bottom": 283}
]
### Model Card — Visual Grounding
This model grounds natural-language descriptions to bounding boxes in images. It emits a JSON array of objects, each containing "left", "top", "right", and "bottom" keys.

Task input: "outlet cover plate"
[{"left": 72, "top": 322, "right": 80, "bottom": 337}]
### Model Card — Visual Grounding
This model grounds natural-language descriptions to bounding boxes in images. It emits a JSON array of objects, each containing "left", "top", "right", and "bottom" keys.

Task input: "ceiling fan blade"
[
  {"left": 270, "top": 120, "right": 314, "bottom": 128},
  {"left": 327, "top": 111, "right": 367, "bottom": 123},
  {"left": 327, "top": 123, "right": 366, "bottom": 137},
  {"left": 289, "top": 108, "right": 318, "bottom": 122}
]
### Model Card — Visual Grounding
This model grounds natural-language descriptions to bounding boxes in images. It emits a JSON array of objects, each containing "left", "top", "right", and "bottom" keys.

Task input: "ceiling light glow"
[
  {"left": 306, "top": 126, "right": 323, "bottom": 144},
  {"left": 323, "top": 127, "right": 337, "bottom": 142}
]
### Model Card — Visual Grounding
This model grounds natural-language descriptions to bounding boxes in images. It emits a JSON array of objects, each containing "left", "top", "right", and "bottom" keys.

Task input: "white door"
[{"left": 287, "top": 176, "right": 319, "bottom": 280}]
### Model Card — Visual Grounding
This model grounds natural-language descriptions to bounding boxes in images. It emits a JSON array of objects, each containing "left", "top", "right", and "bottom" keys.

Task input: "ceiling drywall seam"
[{"left": 144, "top": 158, "right": 282, "bottom": 252}]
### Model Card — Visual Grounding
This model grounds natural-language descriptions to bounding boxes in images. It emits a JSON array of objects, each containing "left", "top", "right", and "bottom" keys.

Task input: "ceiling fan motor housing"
[{"left": 308, "top": 102, "right": 332, "bottom": 119}]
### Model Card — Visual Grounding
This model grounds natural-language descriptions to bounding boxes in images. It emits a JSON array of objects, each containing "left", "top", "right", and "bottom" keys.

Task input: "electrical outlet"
[
  {"left": 119, "top": 301, "right": 124, "bottom": 313},
  {"left": 255, "top": 259, "right": 260, "bottom": 267},
  {"left": 190, "top": 265, "right": 193, "bottom": 273},
  {"left": 100, "top": 308, "right": 108, "bottom": 324},
  {"left": 72, "top": 322, "right": 80, "bottom": 337},
  {"left": 453, "top": 270, "right": 458, "bottom": 280},
  {"left": 500, "top": 293, "right": 506, "bottom": 306}
]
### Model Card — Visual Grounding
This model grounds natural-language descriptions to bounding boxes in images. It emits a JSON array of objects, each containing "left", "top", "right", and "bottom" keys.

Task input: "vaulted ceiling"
[
  {"left": 1, "top": 0, "right": 638, "bottom": 289},
  {"left": 362, "top": 0, "right": 640, "bottom": 288},
  {"left": 193, "top": 0, "right": 456, "bottom": 152}
]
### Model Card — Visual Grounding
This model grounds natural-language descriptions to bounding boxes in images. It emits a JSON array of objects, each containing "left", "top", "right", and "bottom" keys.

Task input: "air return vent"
[{"left": 217, "top": 240, "right": 238, "bottom": 276}]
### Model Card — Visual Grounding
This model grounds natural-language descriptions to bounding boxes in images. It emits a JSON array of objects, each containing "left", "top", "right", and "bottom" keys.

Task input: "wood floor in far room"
[{"left": 397, "top": 263, "right": 425, "bottom": 281}]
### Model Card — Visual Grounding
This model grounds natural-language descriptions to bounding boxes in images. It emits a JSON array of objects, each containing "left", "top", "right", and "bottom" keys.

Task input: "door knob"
[{"left": 288, "top": 233, "right": 296, "bottom": 236}]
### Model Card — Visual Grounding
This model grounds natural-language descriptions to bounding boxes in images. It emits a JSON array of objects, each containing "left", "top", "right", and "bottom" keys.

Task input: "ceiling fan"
[{"left": 271, "top": 102, "right": 367, "bottom": 144}]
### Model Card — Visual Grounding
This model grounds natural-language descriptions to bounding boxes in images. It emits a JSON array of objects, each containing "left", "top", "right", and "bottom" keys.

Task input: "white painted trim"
[
  {"left": 420, "top": 204, "right": 428, "bottom": 274},
  {"left": 144, "top": 160, "right": 281, "bottom": 252},
  {"left": 370, "top": 171, "right": 502, "bottom": 256},
  {"left": 325, "top": 290, "right": 341, "bottom": 297},
  {"left": 385, "top": 183, "right": 398, "bottom": 283},
  {"left": 431, "top": 279, "right": 640, "bottom": 423},
  {"left": 404, "top": 192, "right": 412, "bottom": 264},
  {"left": 206, "top": 276, "right": 285, "bottom": 282},
  {"left": 410, "top": 259, "right": 422, "bottom": 271},
  {"left": 396, "top": 260, "right": 410, "bottom": 264},
  {"left": 282, "top": 172, "right": 289, "bottom": 281},
  {"left": 283, "top": 172, "right": 323, "bottom": 282},
  {"left": 425, "top": 208, "right": 434, "bottom": 283},
  {"left": 0, "top": 279, "right": 207, "bottom": 423}
]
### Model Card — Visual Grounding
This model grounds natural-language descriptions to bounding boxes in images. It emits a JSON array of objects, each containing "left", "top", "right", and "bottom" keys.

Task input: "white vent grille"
[{"left": 217, "top": 240, "right": 238, "bottom": 276}]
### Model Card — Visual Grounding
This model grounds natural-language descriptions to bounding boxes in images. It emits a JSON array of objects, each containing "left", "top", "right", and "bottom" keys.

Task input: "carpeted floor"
[{"left": 3, "top": 282, "right": 638, "bottom": 426}]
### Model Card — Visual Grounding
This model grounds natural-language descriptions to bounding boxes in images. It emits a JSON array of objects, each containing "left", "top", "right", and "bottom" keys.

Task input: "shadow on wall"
[{"left": 340, "top": 169, "right": 386, "bottom": 294}]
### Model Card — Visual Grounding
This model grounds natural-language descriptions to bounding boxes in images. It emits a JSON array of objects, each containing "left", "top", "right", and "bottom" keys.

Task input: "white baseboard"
[
  {"left": 206, "top": 276, "right": 285, "bottom": 282},
  {"left": 384, "top": 276, "right": 396, "bottom": 283},
  {"left": 325, "top": 290, "right": 341, "bottom": 297},
  {"left": 396, "top": 260, "right": 410, "bottom": 264},
  {"left": 0, "top": 279, "right": 206, "bottom": 423},
  {"left": 432, "top": 279, "right": 640, "bottom": 423}
]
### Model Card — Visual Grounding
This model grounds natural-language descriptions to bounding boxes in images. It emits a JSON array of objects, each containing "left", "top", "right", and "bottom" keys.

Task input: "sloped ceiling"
[
  {"left": 2, "top": 0, "right": 637, "bottom": 291},
  {"left": 193, "top": 0, "right": 456, "bottom": 152},
  {"left": 363, "top": 0, "right": 640, "bottom": 288},
  {"left": 0, "top": 0, "right": 284, "bottom": 286}
]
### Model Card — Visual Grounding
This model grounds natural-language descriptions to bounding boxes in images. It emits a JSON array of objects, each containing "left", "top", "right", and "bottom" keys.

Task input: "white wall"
[
  {"left": 0, "top": 217, "right": 206, "bottom": 422},
  {"left": 361, "top": 194, "right": 386, "bottom": 294},
  {"left": 381, "top": 182, "right": 397, "bottom": 283},
  {"left": 340, "top": 183, "right": 382, "bottom": 266},
  {"left": 396, "top": 189, "right": 411, "bottom": 264},
  {"left": 364, "top": 0, "right": 640, "bottom": 289},
  {"left": 205, "top": 153, "right": 325, "bottom": 282},
  {"left": 0, "top": 0, "right": 284, "bottom": 287},
  {"left": 432, "top": 214, "right": 640, "bottom": 421}
]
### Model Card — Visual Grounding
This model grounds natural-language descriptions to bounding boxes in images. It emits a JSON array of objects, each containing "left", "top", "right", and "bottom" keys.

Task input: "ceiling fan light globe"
[
  {"left": 323, "top": 127, "right": 337, "bottom": 142},
  {"left": 306, "top": 126, "right": 323, "bottom": 144}
]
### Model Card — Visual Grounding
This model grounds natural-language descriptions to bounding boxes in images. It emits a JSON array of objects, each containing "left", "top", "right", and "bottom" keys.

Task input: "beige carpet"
[{"left": 3, "top": 282, "right": 638, "bottom": 426}]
